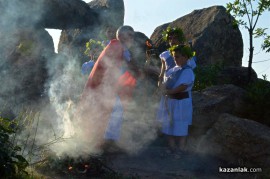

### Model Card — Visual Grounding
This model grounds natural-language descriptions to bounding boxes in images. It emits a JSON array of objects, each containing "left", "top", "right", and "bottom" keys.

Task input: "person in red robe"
[{"left": 79, "top": 26, "right": 137, "bottom": 152}]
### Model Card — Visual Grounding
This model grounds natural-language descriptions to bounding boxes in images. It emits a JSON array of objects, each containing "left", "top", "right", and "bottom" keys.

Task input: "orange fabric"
[
  {"left": 83, "top": 39, "right": 123, "bottom": 91},
  {"left": 117, "top": 71, "right": 137, "bottom": 101},
  {"left": 81, "top": 39, "right": 137, "bottom": 105},
  {"left": 77, "top": 40, "right": 137, "bottom": 147}
]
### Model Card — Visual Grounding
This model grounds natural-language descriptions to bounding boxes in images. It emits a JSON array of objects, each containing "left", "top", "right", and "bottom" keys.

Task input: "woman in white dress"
[{"left": 159, "top": 44, "right": 195, "bottom": 153}]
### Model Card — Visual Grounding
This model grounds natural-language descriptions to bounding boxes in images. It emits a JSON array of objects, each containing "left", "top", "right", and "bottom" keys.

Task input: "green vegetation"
[
  {"left": 84, "top": 39, "right": 105, "bottom": 60},
  {"left": 16, "top": 40, "right": 35, "bottom": 56},
  {"left": 226, "top": 0, "right": 270, "bottom": 82},
  {"left": 245, "top": 75, "right": 270, "bottom": 126},
  {"left": 0, "top": 111, "right": 137, "bottom": 178},
  {"left": 255, "top": 27, "right": 270, "bottom": 52},
  {"left": 193, "top": 63, "right": 224, "bottom": 91},
  {"left": 162, "top": 26, "right": 186, "bottom": 43},
  {"left": 192, "top": 63, "right": 270, "bottom": 126},
  {"left": 0, "top": 117, "right": 29, "bottom": 179}
]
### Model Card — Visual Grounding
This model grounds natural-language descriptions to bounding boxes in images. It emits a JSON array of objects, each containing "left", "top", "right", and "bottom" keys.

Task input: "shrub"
[
  {"left": 244, "top": 76, "right": 270, "bottom": 126},
  {"left": 0, "top": 117, "right": 29, "bottom": 179},
  {"left": 193, "top": 63, "right": 223, "bottom": 91},
  {"left": 84, "top": 39, "right": 105, "bottom": 60}
]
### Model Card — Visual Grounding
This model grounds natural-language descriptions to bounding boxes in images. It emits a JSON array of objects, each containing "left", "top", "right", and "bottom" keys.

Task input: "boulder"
[
  {"left": 0, "top": 28, "right": 55, "bottom": 117},
  {"left": 217, "top": 66, "right": 258, "bottom": 88},
  {"left": 88, "top": 0, "right": 124, "bottom": 28},
  {"left": 150, "top": 6, "right": 243, "bottom": 67},
  {"left": 190, "top": 84, "right": 247, "bottom": 138},
  {"left": 58, "top": 0, "right": 125, "bottom": 64},
  {"left": 0, "top": 0, "right": 99, "bottom": 30},
  {"left": 197, "top": 113, "right": 270, "bottom": 168}
]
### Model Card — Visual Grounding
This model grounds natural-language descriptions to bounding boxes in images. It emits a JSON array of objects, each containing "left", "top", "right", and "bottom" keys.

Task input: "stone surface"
[
  {"left": 217, "top": 66, "right": 258, "bottom": 88},
  {"left": 88, "top": 0, "right": 124, "bottom": 28},
  {"left": 106, "top": 137, "right": 265, "bottom": 179},
  {"left": 0, "top": 28, "right": 55, "bottom": 116},
  {"left": 58, "top": 0, "right": 125, "bottom": 64},
  {"left": 190, "top": 84, "right": 247, "bottom": 139},
  {"left": 197, "top": 113, "right": 270, "bottom": 168},
  {"left": 0, "top": 0, "right": 99, "bottom": 30},
  {"left": 150, "top": 6, "right": 243, "bottom": 67}
]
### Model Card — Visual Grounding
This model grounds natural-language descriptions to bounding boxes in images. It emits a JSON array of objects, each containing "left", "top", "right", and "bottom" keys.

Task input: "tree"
[{"left": 226, "top": 0, "right": 270, "bottom": 82}]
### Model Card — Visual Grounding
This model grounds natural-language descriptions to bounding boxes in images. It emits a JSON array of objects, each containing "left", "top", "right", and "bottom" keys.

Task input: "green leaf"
[
  {"left": 254, "top": 28, "right": 267, "bottom": 37},
  {"left": 262, "top": 35, "right": 270, "bottom": 52}
]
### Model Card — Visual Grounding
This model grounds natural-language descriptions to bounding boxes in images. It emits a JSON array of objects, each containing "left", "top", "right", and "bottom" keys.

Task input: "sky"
[{"left": 47, "top": 0, "right": 270, "bottom": 80}]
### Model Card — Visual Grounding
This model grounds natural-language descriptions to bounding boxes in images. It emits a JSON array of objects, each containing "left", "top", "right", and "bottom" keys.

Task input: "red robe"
[
  {"left": 79, "top": 39, "right": 136, "bottom": 143},
  {"left": 82, "top": 39, "right": 136, "bottom": 100}
]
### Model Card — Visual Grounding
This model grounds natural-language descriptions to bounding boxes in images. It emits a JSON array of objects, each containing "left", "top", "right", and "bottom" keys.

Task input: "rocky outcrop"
[
  {"left": 58, "top": 0, "right": 125, "bottom": 64},
  {"left": 197, "top": 113, "right": 270, "bottom": 168},
  {"left": 190, "top": 84, "right": 247, "bottom": 138},
  {"left": 0, "top": 0, "right": 99, "bottom": 30},
  {"left": 0, "top": 28, "right": 55, "bottom": 115},
  {"left": 0, "top": 0, "right": 126, "bottom": 118},
  {"left": 217, "top": 66, "right": 257, "bottom": 87},
  {"left": 88, "top": 0, "right": 124, "bottom": 28},
  {"left": 188, "top": 84, "right": 270, "bottom": 168},
  {"left": 150, "top": 6, "right": 243, "bottom": 67}
]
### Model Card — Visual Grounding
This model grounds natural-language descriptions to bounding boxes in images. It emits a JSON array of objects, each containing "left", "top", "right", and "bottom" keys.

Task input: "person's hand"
[
  {"left": 157, "top": 80, "right": 162, "bottom": 87},
  {"left": 159, "top": 83, "right": 167, "bottom": 94},
  {"left": 157, "top": 75, "right": 163, "bottom": 87}
]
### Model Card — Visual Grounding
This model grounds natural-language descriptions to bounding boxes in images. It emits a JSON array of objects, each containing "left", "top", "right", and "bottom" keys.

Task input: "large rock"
[
  {"left": 88, "top": 0, "right": 124, "bottom": 27},
  {"left": 0, "top": 0, "right": 99, "bottom": 30},
  {"left": 0, "top": 28, "right": 55, "bottom": 117},
  {"left": 190, "top": 84, "right": 247, "bottom": 138},
  {"left": 217, "top": 66, "right": 258, "bottom": 88},
  {"left": 197, "top": 113, "right": 270, "bottom": 168},
  {"left": 43, "top": 0, "right": 100, "bottom": 29},
  {"left": 58, "top": 0, "right": 125, "bottom": 64},
  {"left": 150, "top": 6, "right": 243, "bottom": 67}
]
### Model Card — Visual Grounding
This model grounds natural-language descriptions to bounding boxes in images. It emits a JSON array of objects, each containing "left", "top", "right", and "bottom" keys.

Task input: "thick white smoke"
[
  {"left": 0, "top": 0, "right": 161, "bottom": 160},
  {"left": 43, "top": 47, "right": 160, "bottom": 157}
]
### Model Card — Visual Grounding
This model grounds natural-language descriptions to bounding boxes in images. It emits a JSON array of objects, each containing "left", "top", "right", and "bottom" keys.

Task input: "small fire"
[{"left": 68, "top": 166, "right": 73, "bottom": 170}]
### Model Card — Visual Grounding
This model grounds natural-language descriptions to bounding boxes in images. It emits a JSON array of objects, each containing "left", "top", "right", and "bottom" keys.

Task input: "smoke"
[
  {"left": 0, "top": 0, "right": 161, "bottom": 160},
  {"left": 0, "top": 0, "right": 45, "bottom": 31},
  {"left": 42, "top": 48, "right": 160, "bottom": 157}
]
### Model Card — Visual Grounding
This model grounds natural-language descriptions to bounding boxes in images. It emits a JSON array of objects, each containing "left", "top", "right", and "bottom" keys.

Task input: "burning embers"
[{"left": 46, "top": 154, "right": 118, "bottom": 177}]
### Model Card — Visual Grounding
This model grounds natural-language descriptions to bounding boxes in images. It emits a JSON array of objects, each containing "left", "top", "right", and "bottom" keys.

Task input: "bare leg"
[
  {"left": 167, "top": 135, "right": 176, "bottom": 151},
  {"left": 177, "top": 136, "right": 187, "bottom": 151}
]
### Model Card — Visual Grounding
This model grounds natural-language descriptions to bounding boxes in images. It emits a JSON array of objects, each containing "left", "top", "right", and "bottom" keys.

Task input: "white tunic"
[{"left": 159, "top": 66, "right": 195, "bottom": 136}]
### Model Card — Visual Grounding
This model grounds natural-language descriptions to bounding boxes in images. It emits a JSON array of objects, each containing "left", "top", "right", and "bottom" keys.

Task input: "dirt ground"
[
  {"left": 38, "top": 135, "right": 264, "bottom": 179},
  {"left": 105, "top": 136, "right": 262, "bottom": 179}
]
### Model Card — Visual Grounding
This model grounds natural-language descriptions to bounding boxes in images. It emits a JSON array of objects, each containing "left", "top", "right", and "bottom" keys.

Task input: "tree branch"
[
  {"left": 253, "top": 0, "right": 264, "bottom": 30},
  {"left": 242, "top": 0, "right": 252, "bottom": 27}
]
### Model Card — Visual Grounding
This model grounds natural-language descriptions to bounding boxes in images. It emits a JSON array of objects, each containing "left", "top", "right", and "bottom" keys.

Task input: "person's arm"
[
  {"left": 165, "top": 84, "right": 188, "bottom": 95},
  {"left": 165, "top": 69, "right": 194, "bottom": 94},
  {"left": 158, "top": 60, "right": 165, "bottom": 87}
]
